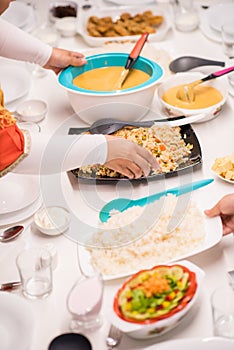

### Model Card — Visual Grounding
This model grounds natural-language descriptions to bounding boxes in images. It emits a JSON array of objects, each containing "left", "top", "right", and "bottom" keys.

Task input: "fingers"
[
  {"left": 135, "top": 144, "right": 160, "bottom": 172},
  {"left": 43, "top": 48, "right": 87, "bottom": 73},
  {"left": 204, "top": 205, "right": 221, "bottom": 218},
  {"left": 105, "top": 159, "right": 143, "bottom": 179},
  {"left": 105, "top": 136, "right": 161, "bottom": 178}
]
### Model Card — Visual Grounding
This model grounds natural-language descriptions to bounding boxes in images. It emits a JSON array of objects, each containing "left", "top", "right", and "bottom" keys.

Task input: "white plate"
[
  {"left": 0, "top": 174, "right": 40, "bottom": 214},
  {"left": 206, "top": 3, "right": 234, "bottom": 33},
  {"left": 0, "top": 59, "right": 31, "bottom": 105},
  {"left": 144, "top": 337, "right": 234, "bottom": 350},
  {"left": 0, "top": 195, "right": 42, "bottom": 226},
  {"left": 78, "top": 187, "right": 222, "bottom": 280},
  {"left": 2, "top": 1, "right": 32, "bottom": 29},
  {"left": 0, "top": 292, "right": 34, "bottom": 350},
  {"left": 77, "top": 5, "right": 171, "bottom": 47},
  {"left": 212, "top": 171, "right": 234, "bottom": 185}
]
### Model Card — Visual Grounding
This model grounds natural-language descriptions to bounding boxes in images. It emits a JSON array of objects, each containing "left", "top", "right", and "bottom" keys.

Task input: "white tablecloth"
[{"left": 1, "top": 1, "right": 234, "bottom": 349}]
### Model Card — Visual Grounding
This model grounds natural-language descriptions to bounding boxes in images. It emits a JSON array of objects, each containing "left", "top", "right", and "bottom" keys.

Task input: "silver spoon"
[
  {"left": 169, "top": 56, "right": 225, "bottom": 73},
  {"left": 0, "top": 225, "right": 24, "bottom": 242}
]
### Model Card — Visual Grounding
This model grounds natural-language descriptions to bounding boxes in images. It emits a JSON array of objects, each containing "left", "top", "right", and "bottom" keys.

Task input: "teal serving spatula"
[{"left": 99, "top": 178, "right": 214, "bottom": 223}]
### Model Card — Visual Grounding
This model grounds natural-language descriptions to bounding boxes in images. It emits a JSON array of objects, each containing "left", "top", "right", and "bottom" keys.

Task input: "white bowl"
[
  {"left": 34, "top": 206, "right": 71, "bottom": 236},
  {"left": 157, "top": 72, "right": 228, "bottom": 123},
  {"left": 55, "top": 17, "right": 77, "bottom": 37},
  {"left": 108, "top": 260, "right": 205, "bottom": 339},
  {"left": 16, "top": 99, "right": 48, "bottom": 123},
  {"left": 58, "top": 53, "right": 164, "bottom": 124}
]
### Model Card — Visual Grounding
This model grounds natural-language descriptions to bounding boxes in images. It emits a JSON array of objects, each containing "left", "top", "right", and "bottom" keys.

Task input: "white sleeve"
[
  {"left": 12, "top": 133, "right": 108, "bottom": 175},
  {"left": 0, "top": 18, "right": 52, "bottom": 66}
]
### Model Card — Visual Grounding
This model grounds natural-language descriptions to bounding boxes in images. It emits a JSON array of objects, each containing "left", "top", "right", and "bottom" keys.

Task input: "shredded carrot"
[{"left": 137, "top": 274, "right": 170, "bottom": 297}]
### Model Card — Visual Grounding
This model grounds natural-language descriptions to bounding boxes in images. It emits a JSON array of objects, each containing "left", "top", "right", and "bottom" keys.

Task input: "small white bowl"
[
  {"left": 157, "top": 72, "right": 228, "bottom": 123},
  {"left": 34, "top": 206, "right": 71, "bottom": 236},
  {"left": 109, "top": 260, "right": 205, "bottom": 339},
  {"left": 16, "top": 99, "right": 48, "bottom": 123},
  {"left": 55, "top": 17, "right": 77, "bottom": 37}
]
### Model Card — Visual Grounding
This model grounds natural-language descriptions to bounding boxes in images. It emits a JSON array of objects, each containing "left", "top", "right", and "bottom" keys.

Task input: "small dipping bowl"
[
  {"left": 15, "top": 99, "right": 48, "bottom": 123},
  {"left": 34, "top": 206, "right": 71, "bottom": 236}
]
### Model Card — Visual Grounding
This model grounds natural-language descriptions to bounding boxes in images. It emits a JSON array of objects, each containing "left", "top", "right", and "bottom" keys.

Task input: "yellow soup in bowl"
[
  {"left": 73, "top": 66, "right": 150, "bottom": 91},
  {"left": 162, "top": 85, "right": 223, "bottom": 109}
]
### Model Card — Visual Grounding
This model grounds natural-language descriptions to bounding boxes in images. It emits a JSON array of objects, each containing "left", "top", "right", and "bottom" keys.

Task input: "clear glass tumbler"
[
  {"left": 16, "top": 246, "right": 53, "bottom": 299},
  {"left": 211, "top": 285, "right": 234, "bottom": 339}
]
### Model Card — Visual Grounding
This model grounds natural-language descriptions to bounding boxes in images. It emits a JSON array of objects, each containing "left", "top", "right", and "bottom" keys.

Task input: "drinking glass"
[
  {"left": 221, "top": 21, "right": 234, "bottom": 93},
  {"left": 16, "top": 246, "right": 53, "bottom": 299},
  {"left": 27, "top": 25, "right": 59, "bottom": 78},
  {"left": 67, "top": 272, "right": 104, "bottom": 332},
  {"left": 210, "top": 286, "right": 234, "bottom": 339}
]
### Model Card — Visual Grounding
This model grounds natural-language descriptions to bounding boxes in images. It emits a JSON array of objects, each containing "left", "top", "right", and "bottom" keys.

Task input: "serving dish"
[
  {"left": 108, "top": 260, "right": 204, "bottom": 339},
  {"left": 144, "top": 337, "right": 234, "bottom": 350},
  {"left": 76, "top": 5, "right": 171, "bottom": 47},
  {"left": 69, "top": 123, "right": 202, "bottom": 183},
  {"left": 58, "top": 52, "right": 163, "bottom": 123},
  {"left": 211, "top": 153, "right": 234, "bottom": 184},
  {"left": 157, "top": 71, "right": 228, "bottom": 122},
  {"left": 77, "top": 188, "right": 222, "bottom": 280}
]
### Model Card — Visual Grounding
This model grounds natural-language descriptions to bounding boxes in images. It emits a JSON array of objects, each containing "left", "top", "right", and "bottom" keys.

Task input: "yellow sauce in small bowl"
[{"left": 162, "top": 85, "right": 223, "bottom": 110}]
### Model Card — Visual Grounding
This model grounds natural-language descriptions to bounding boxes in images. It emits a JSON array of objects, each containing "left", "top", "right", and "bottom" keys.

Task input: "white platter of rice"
[{"left": 78, "top": 188, "right": 222, "bottom": 280}]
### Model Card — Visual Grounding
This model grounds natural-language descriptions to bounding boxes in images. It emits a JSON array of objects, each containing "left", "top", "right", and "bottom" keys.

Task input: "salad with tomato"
[{"left": 114, "top": 264, "right": 197, "bottom": 324}]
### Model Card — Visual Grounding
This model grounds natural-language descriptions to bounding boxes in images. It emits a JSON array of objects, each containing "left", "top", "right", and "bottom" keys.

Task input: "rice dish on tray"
[
  {"left": 74, "top": 125, "right": 193, "bottom": 179},
  {"left": 86, "top": 194, "right": 206, "bottom": 276}
]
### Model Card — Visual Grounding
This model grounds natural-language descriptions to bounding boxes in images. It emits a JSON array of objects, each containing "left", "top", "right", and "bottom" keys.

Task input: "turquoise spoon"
[{"left": 99, "top": 178, "right": 214, "bottom": 223}]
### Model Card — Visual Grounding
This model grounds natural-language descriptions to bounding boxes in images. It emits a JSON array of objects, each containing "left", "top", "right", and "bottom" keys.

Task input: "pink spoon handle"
[
  {"left": 202, "top": 65, "right": 234, "bottom": 82},
  {"left": 213, "top": 65, "right": 234, "bottom": 77}
]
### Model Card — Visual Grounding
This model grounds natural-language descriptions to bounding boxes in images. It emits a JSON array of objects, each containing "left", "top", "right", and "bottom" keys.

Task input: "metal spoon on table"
[
  {"left": 177, "top": 66, "right": 234, "bottom": 102},
  {"left": 0, "top": 225, "right": 24, "bottom": 242},
  {"left": 169, "top": 56, "right": 225, "bottom": 73}
]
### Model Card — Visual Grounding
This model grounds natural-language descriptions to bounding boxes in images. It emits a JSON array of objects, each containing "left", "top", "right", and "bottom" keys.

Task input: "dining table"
[{"left": 1, "top": 0, "right": 234, "bottom": 349}]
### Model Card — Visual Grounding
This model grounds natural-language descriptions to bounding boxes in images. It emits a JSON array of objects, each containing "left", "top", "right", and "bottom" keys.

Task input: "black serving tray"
[{"left": 68, "top": 124, "right": 202, "bottom": 183}]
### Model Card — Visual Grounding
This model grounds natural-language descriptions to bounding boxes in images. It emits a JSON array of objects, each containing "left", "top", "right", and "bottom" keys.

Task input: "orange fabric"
[{"left": 0, "top": 123, "right": 25, "bottom": 172}]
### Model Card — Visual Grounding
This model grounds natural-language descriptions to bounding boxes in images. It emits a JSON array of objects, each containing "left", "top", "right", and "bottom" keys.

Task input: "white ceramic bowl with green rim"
[{"left": 58, "top": 53, "right": 164, "bottom": 125}]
